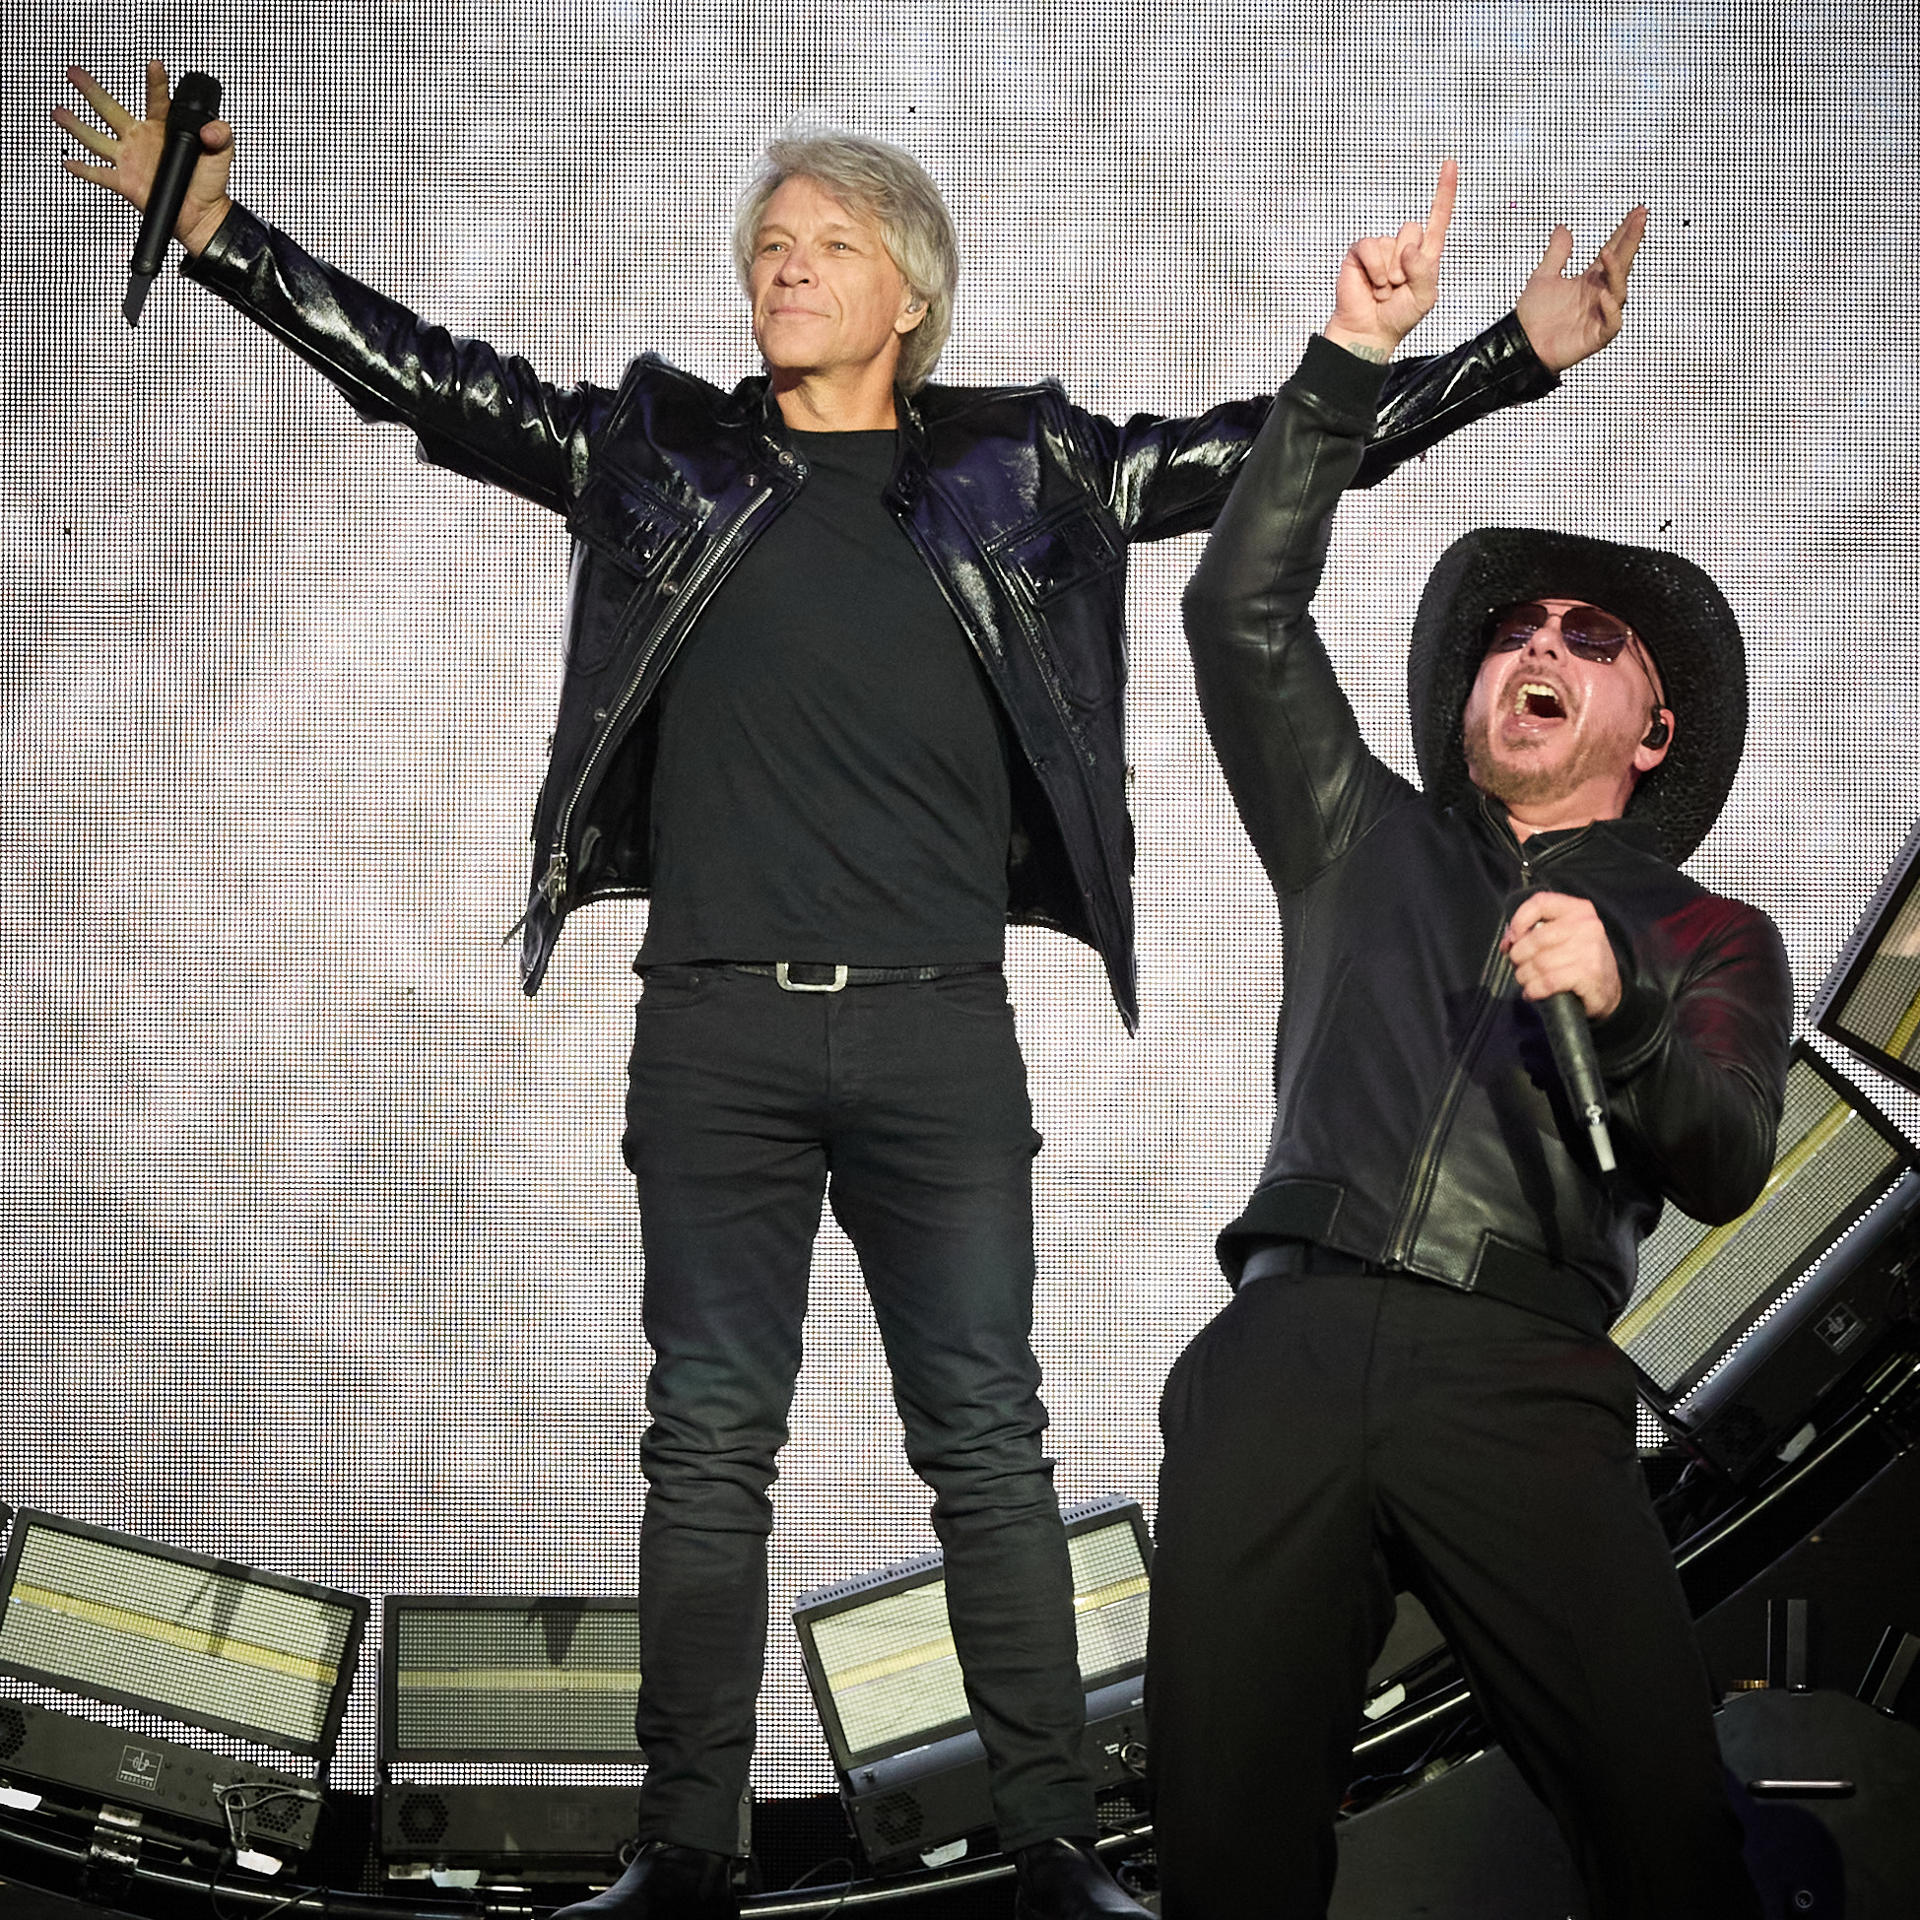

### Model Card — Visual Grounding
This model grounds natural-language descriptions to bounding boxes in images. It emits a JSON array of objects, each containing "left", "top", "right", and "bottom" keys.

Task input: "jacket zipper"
[
  {"left": 534, "top": 468, "right": 789, "bottom": 914},
  {"left": 1380, "top": 921, "right": 1514, "bottom": 1267},
  {"left": 1377, "top": 828, "right": 1581, "bottom": 1266}
]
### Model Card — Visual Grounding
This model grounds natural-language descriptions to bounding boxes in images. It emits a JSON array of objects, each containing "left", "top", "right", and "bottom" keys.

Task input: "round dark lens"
[
  {"left": 1489, "top": 602, "right": 1552, "bottom": 651},
  {"left": 1560, "top": 606, "right": 1633, "bottom": 660}
]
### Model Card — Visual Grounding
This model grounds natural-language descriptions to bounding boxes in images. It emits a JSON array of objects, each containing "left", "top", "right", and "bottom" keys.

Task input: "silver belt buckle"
[{"left": 775, "top": 962, "right": 849, "bottom": 993}]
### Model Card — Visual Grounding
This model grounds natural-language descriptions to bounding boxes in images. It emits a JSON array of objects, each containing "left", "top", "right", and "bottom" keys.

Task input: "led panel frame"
[{"left": 0, "top": 1511, "right": 366, "bottom": 1762}]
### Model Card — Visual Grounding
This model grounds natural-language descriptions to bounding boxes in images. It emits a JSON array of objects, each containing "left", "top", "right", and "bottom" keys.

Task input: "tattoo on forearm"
[{"left": 1345, "top": 342, "right": 1390, "bottom": 363}]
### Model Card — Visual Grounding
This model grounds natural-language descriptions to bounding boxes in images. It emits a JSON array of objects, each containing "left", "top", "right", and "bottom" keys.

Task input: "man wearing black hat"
[{"left": 1147, "top": 168, "right": 1792, "bottom": 1919}]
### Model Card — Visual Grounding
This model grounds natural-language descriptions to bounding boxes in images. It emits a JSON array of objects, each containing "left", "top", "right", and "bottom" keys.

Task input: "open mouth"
[{"left": 1512, "top": 680, "right": 1567, "bottom": 721}]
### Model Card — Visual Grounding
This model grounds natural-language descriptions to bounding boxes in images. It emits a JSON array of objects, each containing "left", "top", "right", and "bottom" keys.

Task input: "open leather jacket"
[
  {"left": 185, "top": 206, "right": 1558, "bottom": 1024},
  {"left": 1181, "top": 337, "right": 1793, "bottom": 1332}
]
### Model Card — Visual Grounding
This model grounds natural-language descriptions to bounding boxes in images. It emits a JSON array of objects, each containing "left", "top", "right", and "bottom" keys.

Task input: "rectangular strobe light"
[
  {"left": 1810, "top": 813, "right": 1920, "bottom": 1099},
  {"left": 378, "top": 1597, "right": 644, "bottom": 1881},
  {"left": 1612, "top": 1044, "right": 1915, "bottom": 1410},
  {"left": 0, "top": 1510, "right": 366, "bottom": 1761},
  {"left": 381, "top": 1597, "right": 644, "bottom": 1763},
  {"left": 795, "top": 1496, "right": 1150, "bottom": 1775},
  {"left": 793, "top": 1496, "right": 1151, "bottom": 1870}
]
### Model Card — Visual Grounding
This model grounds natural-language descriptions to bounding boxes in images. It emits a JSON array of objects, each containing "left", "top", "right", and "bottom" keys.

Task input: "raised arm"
[
  {"left": 53, "top": 61, "right": 609, "bottom": 516},
  {"left": 1179, "top": 165, "right": 1456, "bottom": 892},
  {"left": 1352, "top": 204, "right": 1647, "bottom": 490},
  {"left": 1087, "top": 181, "right": 1645, "bottom": 537},
  {"left": 1089, "top": 308, "right": 1555, "bottom": 543}
]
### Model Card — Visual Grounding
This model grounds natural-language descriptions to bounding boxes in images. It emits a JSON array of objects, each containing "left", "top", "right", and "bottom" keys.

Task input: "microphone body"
[
  {"left": 123, "top": 71, "right": 224, "bottom": 326},
  {"left": 1538, "top": 989, "right": 1617, "bottom": 1174}
]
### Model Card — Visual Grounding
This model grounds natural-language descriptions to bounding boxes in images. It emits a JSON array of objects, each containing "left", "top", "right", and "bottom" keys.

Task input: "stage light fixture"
[
  {"left": 1613, "top": 1044, "right": 1917, "bottom": 1418},
  {"left": 377, "top": 1596, "right": 645, "bottom": 1886},
  {"left": 1811, "top": 813, "right": 1920, "bottom": 1099},
  {"left": 792, "top": 1495, "right": 1151, "bottom": 1872},
  {"left": 0, "top": 1509, "right": 365, "bottom": 1866},
  {"left": 1674, "top": 1170, "right": 1920, "bottom": 1480}
]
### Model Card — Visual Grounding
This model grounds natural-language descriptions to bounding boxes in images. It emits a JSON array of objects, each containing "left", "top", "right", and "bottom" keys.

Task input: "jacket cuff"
[
  {"left": 179, "top": 201, "right": 266, "bottom": 291},
  {"left": 1592, "top": 974, "right": 1671, "bottom": 1081},
  {"left": 1287, "top": 333, "right": 1392, "bottom": 435},
  {"left": 1490, "top": 310, "right": 1559, "bottom": 400}
]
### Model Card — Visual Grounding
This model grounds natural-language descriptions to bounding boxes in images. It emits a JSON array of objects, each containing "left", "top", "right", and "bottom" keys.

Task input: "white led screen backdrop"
[{"left": 6, "top": 2, "right": 1918, "bottom": 1796}]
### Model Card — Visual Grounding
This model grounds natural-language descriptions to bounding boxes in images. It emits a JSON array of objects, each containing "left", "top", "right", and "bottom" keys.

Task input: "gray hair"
[{"left": 733, "top": 129, "right": 960, "bottom": 394}]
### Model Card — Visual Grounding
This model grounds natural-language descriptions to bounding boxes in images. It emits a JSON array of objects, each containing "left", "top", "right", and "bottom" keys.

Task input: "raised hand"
[
  {"left": 1324, "top": 159, "right": 1458, "bottom": 363},
  {"left": 53, "top": 60, "right": 234, "bottom": 256},
  {"left": 1515, "top": 206, "right": 1646, "bottom": 373}
]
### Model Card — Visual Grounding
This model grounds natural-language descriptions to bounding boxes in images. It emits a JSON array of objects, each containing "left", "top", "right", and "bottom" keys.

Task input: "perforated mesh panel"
[
  {"left": 6, "top": 2, "right": 1918, "bottom": 1796},
  {"left": 388, "top": 1603, "right": 642, "bottom": 1758}
]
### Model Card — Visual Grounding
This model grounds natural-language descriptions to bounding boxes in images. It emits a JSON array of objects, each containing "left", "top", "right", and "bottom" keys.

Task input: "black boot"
[
  {"left": 1013, "top": 1837, "right": 1150, "bottom": 1919},
  {"left": 548, "top": 1841, "right": 739, "bottom": 1920}
]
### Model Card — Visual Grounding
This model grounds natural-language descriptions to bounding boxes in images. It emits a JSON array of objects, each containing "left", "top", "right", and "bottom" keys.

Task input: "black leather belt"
[
  {"left": 726, "top": 960, "right": 1000, "bottom": 994},
  {"left": 1240, "top": 1240, "right": 1377, "bottom": 1283},
  {"left": 1238, "top": 1237, "right": 1610, "bottom": 1341}
]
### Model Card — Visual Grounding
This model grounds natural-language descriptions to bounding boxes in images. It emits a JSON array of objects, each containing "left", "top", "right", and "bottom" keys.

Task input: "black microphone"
[
  {"left": 1538, "top": 990, "right": 1616, "bottom": 1174},
  {"left": 123, "top": 70, "right": 223, "bottom": 327}
]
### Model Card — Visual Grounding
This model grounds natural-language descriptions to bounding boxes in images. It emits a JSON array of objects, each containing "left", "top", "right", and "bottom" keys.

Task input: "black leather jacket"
[
  {"left": 184, "top": 207, "right": 1558, "bottom": 1023},
  {"left": 1181, "top": 337, "right": 1794, "bottom": 1332}
]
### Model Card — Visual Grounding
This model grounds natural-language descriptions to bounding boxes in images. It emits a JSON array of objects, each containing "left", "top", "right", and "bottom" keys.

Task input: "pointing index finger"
[{"left": 1424, "top": 157, "right": 1459, "bottom": 258}]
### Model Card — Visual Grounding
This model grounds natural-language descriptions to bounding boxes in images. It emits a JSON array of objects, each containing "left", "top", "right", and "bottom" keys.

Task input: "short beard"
[{"left": 1463, "top": 721, "right": 1629, "bottom": 812}]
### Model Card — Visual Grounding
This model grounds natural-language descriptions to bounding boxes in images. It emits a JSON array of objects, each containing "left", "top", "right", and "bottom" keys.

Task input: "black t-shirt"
[{"left": 638, "top": 428, "right": 1013, "bottom": 966}]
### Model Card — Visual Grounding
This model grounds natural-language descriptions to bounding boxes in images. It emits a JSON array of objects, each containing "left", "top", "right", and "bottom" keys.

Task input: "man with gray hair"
[{"left": 55, "top": 60, "right": 1641, "bottom": 1919}]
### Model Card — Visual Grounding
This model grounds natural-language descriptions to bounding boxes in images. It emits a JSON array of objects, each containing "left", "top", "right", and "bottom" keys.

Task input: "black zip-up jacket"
[
  {"left": 184, "top": 206, "right": 1559, "bottom": 1024},
  {"left": 1181, "top": 336, "right": 1793, "bottom": 1333}
]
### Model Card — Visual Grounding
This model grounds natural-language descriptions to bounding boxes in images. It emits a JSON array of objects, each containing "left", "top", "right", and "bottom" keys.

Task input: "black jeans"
[
  {"left": 1147, "top": 1270, "right": 1764, "bottom": 1920},
  {"left": 621, "top": 964, "right": 1092, "bottom": 1855}
]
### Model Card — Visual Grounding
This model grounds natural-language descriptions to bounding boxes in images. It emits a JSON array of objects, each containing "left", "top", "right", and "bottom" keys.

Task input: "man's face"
[
  {"left": 748, "top": 175, "right": 924, "bottom": 385},
  {"left": 1460, "top": 596, "right": 1673, "bottom": 821}
]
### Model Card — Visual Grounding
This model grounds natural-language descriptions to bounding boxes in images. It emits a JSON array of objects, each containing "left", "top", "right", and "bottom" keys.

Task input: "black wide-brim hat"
[{"left": 1407, "top": 527, "right": 1748, "bottom": 864}]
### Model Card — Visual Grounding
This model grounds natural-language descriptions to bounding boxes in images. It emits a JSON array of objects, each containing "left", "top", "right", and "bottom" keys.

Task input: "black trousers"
[
  {"left": 620, "top": 963, "right": 1092, "bottom": 1855},
  {"left": 1147, "top": 1270, "right": 1763, "bottom": 1920}
]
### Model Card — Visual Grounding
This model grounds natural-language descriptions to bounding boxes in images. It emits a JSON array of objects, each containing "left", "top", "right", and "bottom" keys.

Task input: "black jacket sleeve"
[
  {"left": 180, "top": 203, "right": 613, "bottom": 516},
  {"left": 1088, "top": 313, "right": 1556, "bottom": 543},
  {"left": 1594, "top": 898, "right": 1795, "bottom": 1225},
  {"left": 1178, "top": 335, "right": 1418, "bottom": 894}
]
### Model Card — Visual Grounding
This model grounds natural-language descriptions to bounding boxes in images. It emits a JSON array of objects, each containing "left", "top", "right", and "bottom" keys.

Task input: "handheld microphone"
[
  {"left": 123, "top": 70, "right": 223, "bottom": 327},
  {"left": 1538, "top": 990, "right": 1616, "bottom": 1174}
]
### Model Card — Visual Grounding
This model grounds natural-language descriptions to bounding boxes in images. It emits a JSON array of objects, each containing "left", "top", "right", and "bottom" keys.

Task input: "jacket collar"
[
  {"left": 1471, "top": 788, "right": 1667, "bottom": 863},
  {"left": 738, "top": 377, "right": 928, "bottom": 501}
]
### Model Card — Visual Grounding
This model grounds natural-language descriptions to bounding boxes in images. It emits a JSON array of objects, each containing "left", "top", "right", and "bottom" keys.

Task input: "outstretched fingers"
[
  {"left": 53, "top": 105, "right": 119, "bottom": 163},
  {"left": 145, "top": 58, "right": 172, "bottom": 120},
  {"left": 65, "top": 64, "right": 136, "bottom": 135}
]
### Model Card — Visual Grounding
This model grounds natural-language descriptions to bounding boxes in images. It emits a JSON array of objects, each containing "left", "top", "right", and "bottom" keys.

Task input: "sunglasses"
[{"left": 1487, "top": 601, "right": 1637, "bottom": 664}]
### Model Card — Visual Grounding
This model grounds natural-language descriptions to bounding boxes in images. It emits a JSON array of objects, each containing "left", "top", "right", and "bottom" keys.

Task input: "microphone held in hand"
[
  {"left": 123, "top": 70, "right": 223, "bottom": 327},
  {"left": 1538, "top": 989, "right": 1617, "bottom": 1174}
]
